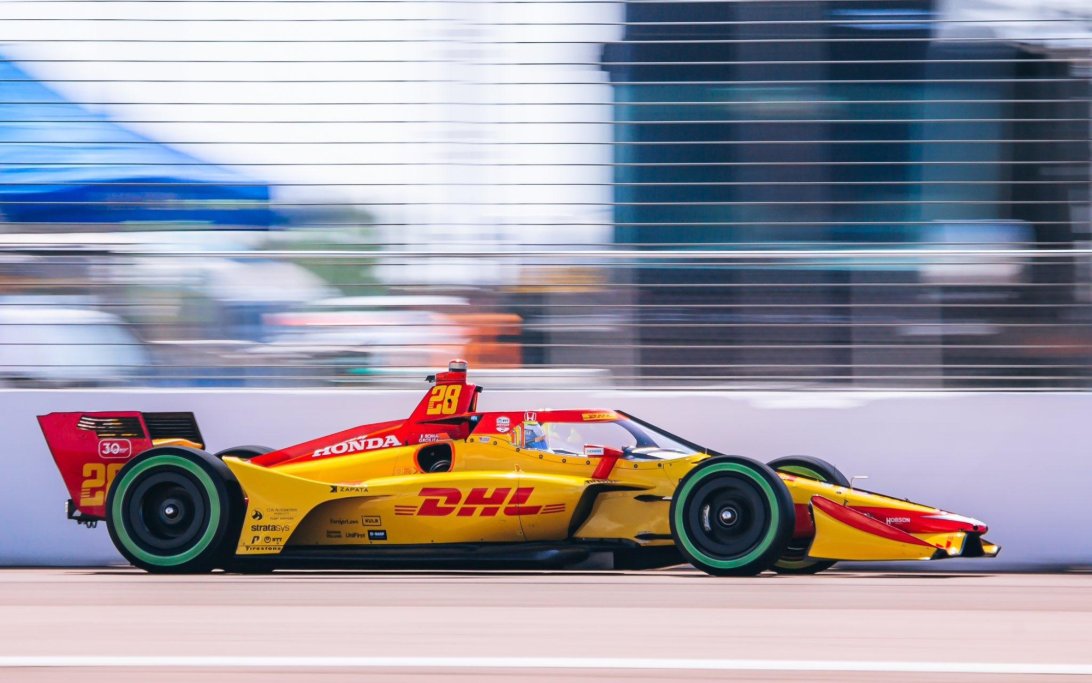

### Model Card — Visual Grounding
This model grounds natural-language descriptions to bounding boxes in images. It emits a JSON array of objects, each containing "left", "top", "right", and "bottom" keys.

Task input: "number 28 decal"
[
  {"left": 425, "top": 384, "right": 462, "bottom": 415},
  {"left": 79, "top": 463, "right": 124, "bottom": 508}
]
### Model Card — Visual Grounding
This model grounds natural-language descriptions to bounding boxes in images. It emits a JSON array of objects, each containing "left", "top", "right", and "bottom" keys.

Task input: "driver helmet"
[{"left": 523, "top": 421, "right": 549, "bottom": 451}]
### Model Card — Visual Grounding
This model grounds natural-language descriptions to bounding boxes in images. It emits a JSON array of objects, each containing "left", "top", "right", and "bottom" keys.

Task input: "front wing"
[{"left": 781, "top": 474, "right": 1000, "bottom": 562}]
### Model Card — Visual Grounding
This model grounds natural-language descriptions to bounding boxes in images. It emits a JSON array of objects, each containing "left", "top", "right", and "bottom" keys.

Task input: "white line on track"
[{"left": 1, "top": 657, "right": 1091, "bottom": 675}]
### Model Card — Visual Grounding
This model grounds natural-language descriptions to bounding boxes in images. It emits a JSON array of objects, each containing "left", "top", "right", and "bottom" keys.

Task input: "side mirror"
[{"left": 849, "top": 475, "right": 869, "bottom": 490}]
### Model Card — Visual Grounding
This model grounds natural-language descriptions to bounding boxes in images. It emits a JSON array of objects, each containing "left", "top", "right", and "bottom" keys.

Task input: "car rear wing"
[
  {"left": 37, "top": 411, "right": 204, "bottom": 523},
  {"left": 409, "top": 359, "right": 481, "bottom": 422}
]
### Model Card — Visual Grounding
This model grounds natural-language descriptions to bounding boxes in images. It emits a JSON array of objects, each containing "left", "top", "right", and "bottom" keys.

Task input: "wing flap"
[{"left": 807, "top": 495, "right": 944, "bottom": 561}]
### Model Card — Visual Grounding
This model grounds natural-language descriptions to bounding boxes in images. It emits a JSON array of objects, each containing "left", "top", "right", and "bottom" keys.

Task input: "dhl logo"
[{"left": 395, "top": 487, "right": 566, "bottom": 517}]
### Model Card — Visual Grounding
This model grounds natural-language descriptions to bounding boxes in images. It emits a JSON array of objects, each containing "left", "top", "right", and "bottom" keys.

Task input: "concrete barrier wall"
[{"left": 3, "top": 389, "right": 1089, "bottom": 570}]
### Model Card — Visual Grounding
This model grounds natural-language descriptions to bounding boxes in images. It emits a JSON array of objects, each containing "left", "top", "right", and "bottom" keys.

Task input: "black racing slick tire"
[
  {"left": 767, "top": 455, "right": 849, "bottom": 575},
  {"left": 106, "top": 446, "right": 244, "bottom": 573},
  {"left": 213, "top": 445, "right": 273, "bottom": 460},
  {"left": 669, "top": 456, "right": 794, "bottom": 577}
]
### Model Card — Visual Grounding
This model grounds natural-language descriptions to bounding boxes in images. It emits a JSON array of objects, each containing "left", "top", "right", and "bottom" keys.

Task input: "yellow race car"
[{"left": 39, "top": 360, "right": 998, "bottom": 575}]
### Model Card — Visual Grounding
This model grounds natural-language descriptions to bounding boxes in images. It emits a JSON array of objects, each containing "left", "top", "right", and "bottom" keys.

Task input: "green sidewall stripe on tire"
[
  {"left": 674, "top": 462, "right": 780, "bottom": 570},
  {"left": 110, "top": 454, "right": 222, "bottom": 568}
]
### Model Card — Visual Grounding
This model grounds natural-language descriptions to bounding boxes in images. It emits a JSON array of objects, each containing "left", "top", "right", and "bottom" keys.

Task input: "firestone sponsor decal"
[
  {"left": 312, "top": 434, "right": 402, "bottom": 458},
  {"left": 495, "top": 416, "right": 511, "bottom": 433},
  {"left": 97, "top": 439, "right": 132, "bottom": 459}
]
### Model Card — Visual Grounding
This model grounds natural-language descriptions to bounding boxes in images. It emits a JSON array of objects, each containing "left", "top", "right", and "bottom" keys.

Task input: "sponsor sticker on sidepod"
[{"left": 312, "top": 434, "right": 402, "bottom": 458}]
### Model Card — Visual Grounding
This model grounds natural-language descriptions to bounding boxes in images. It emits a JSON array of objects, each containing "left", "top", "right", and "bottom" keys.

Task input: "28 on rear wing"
[{"left": 37, "top": 412, "right": 204, "bottom": 523}]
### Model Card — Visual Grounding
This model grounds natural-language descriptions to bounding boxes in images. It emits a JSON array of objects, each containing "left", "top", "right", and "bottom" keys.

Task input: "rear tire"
[
  {"left": 768, "top": 455, "right": 849, "bottom": 575},
  {"left": 106, "top": 446, "right": 243, "bottom": 573},
  {"left": 670, "top": 456, "right": 794, "bottom": 577}
]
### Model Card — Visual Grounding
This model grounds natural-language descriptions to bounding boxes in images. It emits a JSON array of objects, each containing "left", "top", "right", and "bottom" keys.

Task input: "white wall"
[{"left": 4, "top": 389, "right": 1089, "bottom": 570}]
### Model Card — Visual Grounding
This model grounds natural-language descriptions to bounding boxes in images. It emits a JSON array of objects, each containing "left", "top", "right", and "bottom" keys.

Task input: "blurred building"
[{"left": 602, "top": 0, "right": 1092, "bottom": 387}]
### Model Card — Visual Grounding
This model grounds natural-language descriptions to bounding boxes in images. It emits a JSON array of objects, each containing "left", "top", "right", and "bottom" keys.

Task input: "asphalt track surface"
[{"left": 0, "top": 569, "right": 1090, "bottom": 682}]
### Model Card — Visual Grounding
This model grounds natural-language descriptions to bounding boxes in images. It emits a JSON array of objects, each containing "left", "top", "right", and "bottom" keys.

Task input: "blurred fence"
[
  {"left": 0, "top": 0, "right": 1090, "bottom": 390},
  {"left": 5, "top": 243, "right": 1092, "bottom": 389}
]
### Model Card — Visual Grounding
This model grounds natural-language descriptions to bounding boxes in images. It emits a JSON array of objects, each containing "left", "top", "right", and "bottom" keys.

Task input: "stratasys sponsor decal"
[{"left": 312, "top": 434, "right": 402, "bottom": 458}]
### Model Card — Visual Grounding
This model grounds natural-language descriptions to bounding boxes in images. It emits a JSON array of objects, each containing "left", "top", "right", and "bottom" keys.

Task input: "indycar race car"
[{"left": 38, "top": 360, "right": 999, "bottom": 576}]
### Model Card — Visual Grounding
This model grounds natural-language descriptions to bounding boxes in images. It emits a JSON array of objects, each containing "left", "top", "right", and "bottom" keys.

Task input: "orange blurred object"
[{"left": 450, "top": 313, "right": 522, "bottom": 368}]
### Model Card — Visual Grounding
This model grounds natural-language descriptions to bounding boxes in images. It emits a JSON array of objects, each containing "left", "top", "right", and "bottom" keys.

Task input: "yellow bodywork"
[
  {"left": 225, "top": 434, "right": 993, "bottom": 563},
  {"left": 226, "top": 436, "right": 699, "bottom": 555}
]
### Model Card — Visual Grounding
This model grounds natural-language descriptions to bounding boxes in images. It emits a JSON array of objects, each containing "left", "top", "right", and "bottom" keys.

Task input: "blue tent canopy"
[{"left": 0, "top": 58, "right": 275, "bottom": 227}]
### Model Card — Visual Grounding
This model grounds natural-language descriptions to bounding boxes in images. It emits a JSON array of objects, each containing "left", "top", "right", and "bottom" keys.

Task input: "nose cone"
[{"left": 922, "top": 512, "right": 988, "bottom": 534}]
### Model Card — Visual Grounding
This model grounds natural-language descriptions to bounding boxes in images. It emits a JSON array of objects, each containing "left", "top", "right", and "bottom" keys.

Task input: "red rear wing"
[
  {"left": 37, "top": 411, "right": 203, "bottom": 520},
  {"left": 38, "top": 361, "right": 478, "bottom": 519}
]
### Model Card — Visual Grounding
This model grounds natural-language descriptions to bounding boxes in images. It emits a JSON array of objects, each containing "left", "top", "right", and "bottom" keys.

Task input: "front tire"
[
  {"left": 106, "top": 446, "right": 243, "bottom": 573},
  {"left": 768, "top": 455, "right": 849, "bottom": 575},
  {"left": 670, "top": 456, "right": 794, "bottom": 576}
]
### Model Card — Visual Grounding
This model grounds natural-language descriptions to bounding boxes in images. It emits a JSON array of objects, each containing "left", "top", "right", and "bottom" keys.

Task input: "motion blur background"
[{"left": 0, "top": 0, "right": 1089, "bottom": 390}]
